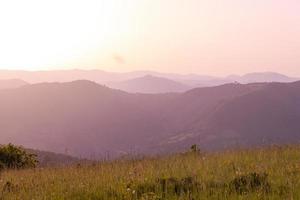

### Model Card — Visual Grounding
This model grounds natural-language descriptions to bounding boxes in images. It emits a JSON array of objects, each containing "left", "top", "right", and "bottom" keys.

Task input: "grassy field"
[{"left": 1, "top": 146, "right": 300, "bottom": 199}]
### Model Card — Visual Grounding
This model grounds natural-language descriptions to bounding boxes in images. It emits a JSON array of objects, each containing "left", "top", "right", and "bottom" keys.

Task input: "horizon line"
[{"left": 0, "top": 68, "right": 297, "bottom": 78}]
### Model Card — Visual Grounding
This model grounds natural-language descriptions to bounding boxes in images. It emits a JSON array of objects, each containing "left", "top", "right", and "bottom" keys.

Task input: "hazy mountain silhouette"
[
  {"left": 203, "top": 81, "right": 300, "bottom": 146},
  {"left": 0, "top": 79, "right": 28, "bottom": 90},
  {"left": 0, "top": 70, "right": 297, "bottom": 90},
  {"left": 159, "top": 82, "right": 300, "bottom": 152},
  {"left": 0, "top": 70, "right": 129, "bottom": 83},
  {"left": 106, "top": 75, "right": 191, "bottom": 93},
  {"left": 0, "top": 80, "right": 176, "bottom": 158},
  {"left": 0, "top": 69, "right": 212, "bottom": 84},
  {"left": 227, "top": 72, "right": 298, "bottom": 83},
  {"left": 0, "top": 80, "right": 299, "bottom": 158}
]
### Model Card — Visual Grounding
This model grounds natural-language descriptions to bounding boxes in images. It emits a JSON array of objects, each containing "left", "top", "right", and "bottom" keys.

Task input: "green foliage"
[{"left": 0, "top": 143, "right": 38, "bottom": 169}]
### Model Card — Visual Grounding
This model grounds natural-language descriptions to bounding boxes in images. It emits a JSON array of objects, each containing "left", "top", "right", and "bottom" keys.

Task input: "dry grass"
[{"left": 0, "top": 145, "right": 300, "bottom": 199}]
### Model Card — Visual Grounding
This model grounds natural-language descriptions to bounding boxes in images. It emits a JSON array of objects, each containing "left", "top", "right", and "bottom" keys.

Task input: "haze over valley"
[
  {"left": 0, "top": 71, "right": 299, "bottom": 158},
  {"left": 1, "top": 1, "right": 300, "bottom": 198}
]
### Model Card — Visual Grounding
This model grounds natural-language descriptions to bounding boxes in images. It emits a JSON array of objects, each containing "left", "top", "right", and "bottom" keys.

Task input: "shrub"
[
  {"left": 190, "top": 144, "right": 200, "bottom": 153},
  {"left": 0, "top": 143, "right": 38, "bottom": 169}
]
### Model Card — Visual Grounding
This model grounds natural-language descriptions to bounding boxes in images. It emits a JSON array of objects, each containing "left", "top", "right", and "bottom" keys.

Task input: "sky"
[{"left": 0, "top": 0, "right": 299, "bottom": 76}]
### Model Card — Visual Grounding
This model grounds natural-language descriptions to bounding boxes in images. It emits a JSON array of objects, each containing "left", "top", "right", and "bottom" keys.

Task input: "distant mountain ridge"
[
  {"left": 0, "top": 70, "right": 298, "bottom": 93},
  {"left": 106, "top": 75, "right": 191, "bottom": 93},
  {"left": 0, "top": 69, "right": 219, "bottom": 84},
  {"left": 227, "top": 72, "right": 298, "bottom": 83},
  {"left": 0, "top": 79, "right": 28, "bottom": 90},
  {"left": 0, "top": 80, "right": 299, "bottom": 158}
]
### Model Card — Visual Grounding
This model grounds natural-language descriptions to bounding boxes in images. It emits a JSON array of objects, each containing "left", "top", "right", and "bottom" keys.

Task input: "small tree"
[
  {"left": 0, "top": 143, "right": 38, "bottom": 169},
  {"left": 190, "top": 144, "right": 200, "bottom": 153}
]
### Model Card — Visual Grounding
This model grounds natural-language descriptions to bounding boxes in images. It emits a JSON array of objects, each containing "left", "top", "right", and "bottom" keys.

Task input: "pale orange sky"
[{"left": 0, "top": 0, "right": 299, "bottom": 76}]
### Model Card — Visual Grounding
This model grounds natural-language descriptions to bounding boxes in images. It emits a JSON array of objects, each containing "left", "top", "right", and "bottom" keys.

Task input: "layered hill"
[
  {"left": 106, "top": 75, "right": 191, "bottom": 93},
  {"left": 227, "top": 72, "right": 298, "bottom": 83},
  {"left": 0, "top": 69, "right": 298, "bottom": 89},
  {"left": 0, "top": 80, "right": 299, "bottom": 158},
  {"left": 0, "top": 79, "right": 28, "bottom": 90},
  {"left": 0, "top": 81, "right": 176, "bottom": 158}
]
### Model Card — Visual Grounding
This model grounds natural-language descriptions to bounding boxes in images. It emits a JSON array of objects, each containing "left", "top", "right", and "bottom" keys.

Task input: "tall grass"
[{"left": 0, "top": 145, "right": 300, "bottom": 199}]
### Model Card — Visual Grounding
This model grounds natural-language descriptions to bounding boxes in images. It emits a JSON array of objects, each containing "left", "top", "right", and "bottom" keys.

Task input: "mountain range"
[
  {"left": 0, "top": 70, "right": 298, "bottom": 93},
  {"left": 0, "top": 80, "right": 299, "bottom": 158}
]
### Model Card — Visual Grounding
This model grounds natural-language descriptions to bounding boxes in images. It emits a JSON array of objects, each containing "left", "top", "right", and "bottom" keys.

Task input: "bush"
[
  {"left": 190, "top": 144, "right": 200, "bottom": 153},
  {"left": 0, "top": 143, "right": 38, "bottom": 169}
]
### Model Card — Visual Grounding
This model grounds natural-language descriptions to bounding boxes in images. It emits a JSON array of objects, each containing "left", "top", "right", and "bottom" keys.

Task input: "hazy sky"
[{"left": 0, "top": 0, "right": 299, "bottom": 76}]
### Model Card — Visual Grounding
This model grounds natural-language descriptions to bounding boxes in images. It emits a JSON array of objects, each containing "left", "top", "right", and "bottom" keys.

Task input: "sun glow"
[
  {"left": 0, "top": 0, "right": 137, "bottom": 70},
  {"left": 0, "top": 0, "right": 299, "bottom": 75}
]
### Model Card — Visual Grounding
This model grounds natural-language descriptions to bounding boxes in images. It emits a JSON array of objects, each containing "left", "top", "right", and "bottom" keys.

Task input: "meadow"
[{"left": 1, "top": 145, "right": 300, "bottom": 200}]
